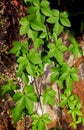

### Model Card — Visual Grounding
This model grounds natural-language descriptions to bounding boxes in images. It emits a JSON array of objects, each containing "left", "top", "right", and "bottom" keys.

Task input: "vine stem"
[
  {"left": 56, "top": 84, "right": 62, "bottom": 128},
  {"left": 33, "top": 78, "right": 43, "bottom": 115}
]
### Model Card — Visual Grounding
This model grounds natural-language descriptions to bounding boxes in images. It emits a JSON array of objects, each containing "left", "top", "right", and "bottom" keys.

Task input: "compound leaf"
[
  {"left": 31, "top": 113, "right": 51, "bottom": 130},
  {"left": 42, "top": 86, "right": 56, "bottom": 105},
  {"left": 2, "top": 80, "right": 16, "bottom": 95},
  {"left": 25, "top": 85, "right": 37, "bottom": 102},
  {"left": 10, "top": 96, "right": 25, "bottom": 123}
]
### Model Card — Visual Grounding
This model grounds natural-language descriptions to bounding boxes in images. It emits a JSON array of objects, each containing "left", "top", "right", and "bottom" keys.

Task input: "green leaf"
[
  {"left": 13, "top": 92, "right": 23, "bottom": 102},
  {"left": 27, "top": 29, "right": 38, "bottom": 39},
  {"left": 73, "top": 46, "right": 80, "bottom": 58},
  {"left": 34, "top": 38, "right": 44, "bottom": 49},
  {"left": 10, "top": 96, "right": 25, "bottom": 123},
  {"left": 28, "top": 14, "right": 36, "bottom": 22},
  {"left": 48, "top": 43, "right": 56, "bottom": 58},
  {"left": 60, "top": 99, "right": 68, "bottom": 107},
  {"left": 13, "top": 85, "right": 37, "bottom": 116},
  {"left": 10, "top": 41, "right": 21, "bottom": 54},
  {"left": 68, "top": 99, "right": 77, "bottom": 110},
  {"left": 53, "top": 22, "right": 63, "bottom": 35},
  {"left": 21, "top": 47, "right": 28, "bottom": 54},
  {"left": 38, "top": 120, "right": 46, "bottom": 130},
  {"left": 35, "top": 12, "right": 45, "bottom": 24},
  {"left": 69, "top": 95, "right": 76, "bottom": 101},
  {"left": 25, "top": 85, "right": 34, "bottom": 93},
  {"left": 75, "top": 110, "right": 82, "bottom": 116},
  {"left": 55, "top": 48, "right": 64, "bottom": 65},
  {"left": 42, "top": 113, "right": 51, "bottom": 124},
  {"left": 28, "top": 50, "right": 42, "bottom": 64},
  {"left": 41, "top": 7, "right": 52, "bottom": 16},
  {"left": 17, "top": 55, "right": 28, "bottom": 66},
  {"left": 41, "top": 1, "right": 50, "bottom": 8},
  {"left": 31, "top": 114, "right": 40, "bottom": 125},
  {"left": 22, "top": 72, "right": 29, "bottom": 84},
  {"left": 47, "top": 9, "right": 59, "bottom": 24},
  {"left": 17, "top": 54, "right": 36, "bottom": 76},
  {"left": 11, "top": 109, "right": 23, "bottom": 123},
  {"left": 25, "top": 96, "right": 34, "bottom": 114},
  {"left": 48, "top": 38, "right": 64, "bottom": 64},
  {"left": 12, "top": 85, "right": 37, "bottom": 116},
  {"left": 56, "top": 38, "right": 62, "bottom": 46},
  {"left": 72, "top": 111, "right": 76, "bottom": 121},
  {"left": 81, "top": 117, "right": 84, "bottom": 125},
  {"left": 42, "top": 86, "right": 56, "bottom": 105},
  {"left": 60, "top": 11, "right": 69, "bottom": 18},
  {"left": 52, "top": 32, "right": 57, "bottom": 42},
  {"left": 39, "top": 32, "right": 47, "bottom": 38},
  {"left": 31, "top": 113, "right": 51, "bottom": 130},
  {"left": 2, "top": 80, "right": 16, "bottom": 95},
  {"left": 60, "top": 73, "right": 69, "bottom": 81},
  {"left": 60, "top": 11, "right": 71, "bottom": 27},
  {"left": 48, "top": 38, "right": 66, "bottom": 64},
  {"left": 69, "top": 37, "right": 83, "bottom": 58},
  {"left": 28, "top": 6, "right": 38, "bottom": 14},
  {"left": 61, "top": 63, "right": 71, "bottom": 73},
  {"left": 70, "top": 36, "right": 76, "bottom": 44},
  {"left": 21, "top": 41, "right": 28, "bottom": 47},
  {"left": 52, "top": 9, "right": 59, "bottom": 17},
  {"left": 47, "top": 16, "right": 58, "bottom": 24},
  {"left": 76, "top": 117, "right": 82, "bottom": 124},
  {"left": 76, "top": 102, "right": 82, "bottom": 109},
  {"left": 71, "top": 73, "right": 79, "bottom": 82},
  {"left": 66, "top": 76, "right": 73, "bottom": 91},
  {"left": 10, "top": 41, "right": 28, "bottom": 56},
  {"left": 60, "top": 17, "right": 71, "bottom": 27},
  {"left": 68, "top": 44, "right": 74, "bottom": 51},
  {"left": 60, "top": 94, "right": 68, "bottom": 107},
  {"left": 31, "top": 21, "right": 46, "bottom": 32},
  {"left": 32, "top": 0, "right": 39, "bottom": 7},
  {"left": 74, "top": 47, "right": 80, "bottom": 58},
  {"left": 58, "top": 44, "right": 67, "bottom": 52},
  {"left": 26, "top": 61, "right": 35, "bottom": 76},
  {"left": 2, "top": 85, "right": 9, "bottom": 95},
  {"left": 50, "top": 72, "right": 59, "bottom": 82},
  {"left": 25, "top": 85, "right": 37, "bottom": 102},
  {"left": 64, "top": 89, "right": 71, "bottom": 97},
  {"left": 17, "top": 64, "right": 24, "bottom": 76},
  {"left": 19, "top": 17, "right": 29, "bottom": 35},
  {"left": 71, "top": 67, "right": 78, "bottom": 73}
]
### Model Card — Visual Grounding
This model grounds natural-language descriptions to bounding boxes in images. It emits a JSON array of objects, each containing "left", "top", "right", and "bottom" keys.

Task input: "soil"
[{"left": 0, "top": 0, "right": 84, "bottom": 130}]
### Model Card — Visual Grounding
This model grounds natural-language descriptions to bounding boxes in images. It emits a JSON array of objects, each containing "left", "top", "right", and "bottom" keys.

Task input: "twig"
[{"left": 33, "top": 78, "right": 43, "bottom": 114}]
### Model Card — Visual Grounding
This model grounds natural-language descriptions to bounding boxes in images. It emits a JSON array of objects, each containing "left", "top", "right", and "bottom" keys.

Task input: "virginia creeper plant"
[{"left": 2, "top": 0, "right": 84, "bottom": 129}]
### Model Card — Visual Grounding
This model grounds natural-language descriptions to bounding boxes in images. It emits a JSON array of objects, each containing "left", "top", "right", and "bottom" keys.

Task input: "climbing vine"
[{"left": 2, "top": 0, "right": 84, "bottom": 129}]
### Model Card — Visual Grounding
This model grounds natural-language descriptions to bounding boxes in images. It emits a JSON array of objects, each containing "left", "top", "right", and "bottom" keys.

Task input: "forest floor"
[{"left": 0, "top": 0, "right": 84, "bottom": 130}]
